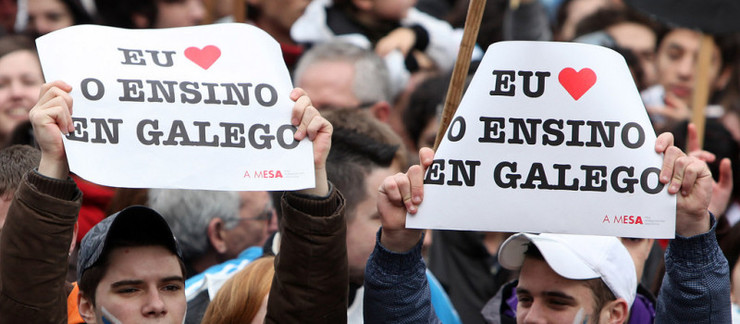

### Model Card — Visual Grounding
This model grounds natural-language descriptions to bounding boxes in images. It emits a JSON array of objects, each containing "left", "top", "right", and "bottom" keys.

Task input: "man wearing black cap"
[{"left": 0, "top": 81, "right": 344, "bottom": 323}]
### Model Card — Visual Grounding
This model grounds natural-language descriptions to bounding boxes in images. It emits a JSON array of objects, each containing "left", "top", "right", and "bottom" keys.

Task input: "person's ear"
[
  {"left": 131, "top": 13, "right": 150, "bottom": 29},
  {"left": 713, "top": 65, "right": 733, "bottom": 90},
  {"left": 208, "top": 218, "right": 228, "bottom": 254},
  {"left": 369, "top": 101, "right": 391, "bottom": 123},
  {"left": 78, "top": 291, "right": 97, "bottom": 324},
  {"left": 601, "top": 298, "right": 629, "bottom": 324}
]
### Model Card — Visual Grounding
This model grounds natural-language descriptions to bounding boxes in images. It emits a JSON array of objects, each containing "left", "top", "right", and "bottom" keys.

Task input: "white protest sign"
[
  {"left": 407, "top": 41, "right": 676, "bottom": 238},
  {"left": 36, "top": 24, "right": 315, "bottom": 191}
]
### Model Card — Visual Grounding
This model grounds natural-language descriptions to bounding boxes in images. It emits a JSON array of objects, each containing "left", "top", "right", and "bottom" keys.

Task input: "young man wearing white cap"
[
  {"left": 364, "top": 142, "right": 730, "bottom": 323},
  {"left": 0, "top": 81, "right": 345, "bottom": 323}
]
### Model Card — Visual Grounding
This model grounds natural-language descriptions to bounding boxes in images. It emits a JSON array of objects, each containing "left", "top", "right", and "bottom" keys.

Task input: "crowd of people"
[{"left": 1, "top": 0, "right": 740, "bottom": 323}]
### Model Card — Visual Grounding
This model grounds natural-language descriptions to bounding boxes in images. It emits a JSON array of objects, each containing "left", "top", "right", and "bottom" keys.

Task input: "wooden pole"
[
  {"left": 433, "top": 0, "right": 488, "bottom": 150},
  {"left": 690, "top": 34, "right": 714, "bottom": 149},
  {"left": 203, "top": 0, "right": 216, "bottom": 24},
  {"left": 234, "top": 0, "right": 246, "bottom": 23}
]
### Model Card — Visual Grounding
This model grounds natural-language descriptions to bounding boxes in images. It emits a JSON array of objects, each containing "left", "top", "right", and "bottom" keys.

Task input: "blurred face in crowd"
[
  {"left": 27, "top": 0, "right": 75, "bottom": 36},
  {"left": 248, "top": 0, "right": 310, "bottom": 34},
  {"left": 516, "top": 258, "right": 615, "bottom": 324},
  {"left": 0, "top": 0, "right": 17, "bottom": 34},
  {"left": 620, "top": 237, "right": 653, "bottom": 280},
  {"left": 346, "top": 166, "right": 398, "bottom": 284},
  {"left": 655, "top": 28, "right": 723, "bottom": 107},
  {"left": 607, "top": 22, "right": 657, "bottom": 87},
  {"left": 153, "top": 0, "right": 205, "bottom": 28},
  {"left": 221, "top": 191, "right": 273, "bottom": 259},
  {"left": 367, "top": 0, "right": 416, "bottom": 21},
  {"left": 0, "top": 50, "right": 43, "bottom": 138},
  {"left": 79, "top": 246, "right": 186, "bottom": 324},
  {"left": 557, "top": 0, "right": 610, "bottom": 41},
  {"left": 297, "top": 60, "right": 361, "bottom": 111}
]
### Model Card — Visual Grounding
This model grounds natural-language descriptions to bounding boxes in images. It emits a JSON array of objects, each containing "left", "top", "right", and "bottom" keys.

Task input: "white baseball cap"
[{"left": 498, "top": 232, "right": 637, "bottom": 307}]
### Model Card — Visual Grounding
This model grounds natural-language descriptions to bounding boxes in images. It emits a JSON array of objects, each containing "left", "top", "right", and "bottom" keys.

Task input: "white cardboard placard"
[
  {"left": 36, "top": 24, "right": 314, "bottom": 191},
  {"left": 407, "top": 41, "right": 676, "bottom": 238}
]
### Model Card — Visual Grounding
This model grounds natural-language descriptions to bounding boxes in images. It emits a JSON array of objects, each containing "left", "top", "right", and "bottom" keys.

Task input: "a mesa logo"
[
  {"left": 602, "top": 215, "right": 643, "bottom": 225},
  {"left": 244, "top": 170, "right": 283, "bottom": 179}
]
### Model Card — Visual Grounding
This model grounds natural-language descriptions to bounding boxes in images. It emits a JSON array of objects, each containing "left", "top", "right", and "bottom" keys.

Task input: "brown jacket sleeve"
[
  {"left": 265, "top": 186, "right": 348, "bottom": 324},
  {"left": 0, "top": 170, "right": 82, "bottom": 324}
]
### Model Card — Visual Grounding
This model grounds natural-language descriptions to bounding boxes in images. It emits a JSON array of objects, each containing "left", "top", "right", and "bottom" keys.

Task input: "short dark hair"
[
  {"left": 324, "top": 110, "right": 406, "bottom": 220},
  {"left": 523, "top": 243, "right": 616, "bottom": 314},
  {"left": 78, "top": 239, "right": 186, "bottom": 305},
  {"left": 95, "top": 0, "right": 185, "bottom": 28},
  {"left": 0, "top": 145, "right": 41, "bottom": 197}
]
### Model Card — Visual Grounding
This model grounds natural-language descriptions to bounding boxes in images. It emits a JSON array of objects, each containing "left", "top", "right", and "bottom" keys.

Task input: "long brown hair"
[{"left": 202, "top": 256, "right": 275, "bottom": 323}]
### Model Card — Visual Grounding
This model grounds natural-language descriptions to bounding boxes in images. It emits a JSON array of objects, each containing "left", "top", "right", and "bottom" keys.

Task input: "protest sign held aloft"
[
  {"left": 407, "top": 41, "right": 676, "bottom": 238},
  {"left": 36, "top": 24, "right": 315, "bottom": 191}
]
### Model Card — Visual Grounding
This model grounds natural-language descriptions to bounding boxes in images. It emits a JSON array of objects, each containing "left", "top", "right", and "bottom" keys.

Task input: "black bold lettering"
[
  {"left": 490, "top": 70, "right": 516, "bottom": 96},
  {"left": 580, "top": 165, "right": 607, "bottom": 192},
  {"left": 179, "top": 82, "right": 202, "bottom": 104},
  {"left": 493, "top": 161, "right": 520, "bottom": 188},
  {"left": 447, "top": 116, "right": 466, "bottom": 142},
  {"left": 586, "top": 121, "right": 620, "bottom": 147},
  {"left": 640, "top": 167, "right": 664, "bottom": 194},
  {"left": 90, "top": 118, "right": 122, "bottom": 144},
  {"left": 118, "top": 48, "right": 146, "bottom": 65},
  {"left": 202, "top": 83, "right": 221, "bottom": 104},
  {"left": 424, "top": 159, "right": 445, "bottom": 185},
  {"left": 521, "top": 163, "right": 552, "bottom": 189},
  {"left": 552, "top": 164, "right": 578, "bottom": 190},
  {"left": 162, "top": 120, "right": 192, "bottom": 145},
  {"left": 542, "top": 119, "right": 564, "bottom": 146},
  {"left": 146, "top": 50, "right": 175, "bottom": 67},
  {"left": 518, "top": 71, "right": 550, "bottom": 98},
  {"left": 66, "top": 117, "right": 89, "bottom": 142},
  {"left": 137, "top": 119, "right": 163, "bottom": 145},
  {"left": 479, "top": 117, "right": 505, "bottom": 143},
  {"left": 621, "top": 122, "right": 645, "bottom": 149},
  {"left": 277, "top": 125, "right": 299, "bottom": 149},
  {"left": 508, "top": 118, "right": 542, "bottom": 145},
  {"left": 446, "top": 160, "right": 480, "bottom": 186},
  {"left": 146, "top": 80, "right": 177, "bottom": 103},
  {"left": 255, "top": 84, "right": 278, "bottom": 107},
  {"left": 248, "top": 124, "right": 274, "bottom": 149},
  {"left": 80, "top": 78, "right": 104, "bottom": 101},
  {"left": 221, "top": 83, "right": 252, "bottom": 105},
  {"left": 611, "top": 166, "right": 637, "bottom": 193},
  {"left": 118, "top": 79, "right": 145, "bottom": 102},
  {"left": 219, "top": 123, "right": 245, "bottom": 148},
  {"left": 192, "top": 121, "right": 219, "bottom": 146},
  {"left": 565, "top": 120, "right": 585, "bottom": 146}
]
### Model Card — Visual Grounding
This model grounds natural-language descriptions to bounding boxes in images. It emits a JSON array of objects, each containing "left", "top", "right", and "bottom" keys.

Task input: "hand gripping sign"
[
  {"left": 36, "top": 24, "right": 314, "bottom": 191},
  {"left": 407, "top": 41, "right": 676, "bottom": 238}
]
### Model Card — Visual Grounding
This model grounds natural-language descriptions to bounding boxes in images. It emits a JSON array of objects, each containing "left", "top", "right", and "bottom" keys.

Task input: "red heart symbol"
[
  {"left": 558, "top": 68, "right": 596, "bottom": 100},
  {"left": 184, "top": 45, "right": 221, "bottom": 70}
]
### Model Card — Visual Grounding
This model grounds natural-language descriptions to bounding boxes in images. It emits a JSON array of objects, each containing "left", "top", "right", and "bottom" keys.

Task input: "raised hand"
[
  {"left": 291, "top": 88, "right": 332, "bottom": 196},
  {"left": 656, "top": 132, "right": 713, "bottom": 237},
  {"left": 29, "top": 81, "right": 75, "bottom": 179},
  {"left": 377, "top": 147, "right": 434, "bottom": 252}
]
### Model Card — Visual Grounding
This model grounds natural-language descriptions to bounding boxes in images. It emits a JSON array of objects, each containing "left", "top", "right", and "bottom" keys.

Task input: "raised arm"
[
  {"left": 363, "top": 148, "right": 441, "bottom": 323},
  {"left": 266, "top": 88, "right": 348, "bottom": 323},
  {"left": 654, "top": 132, "right": 730, "bottom": 323},
  {"left": 0, "top": 81, "right": 82, "bottom": 324}
]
